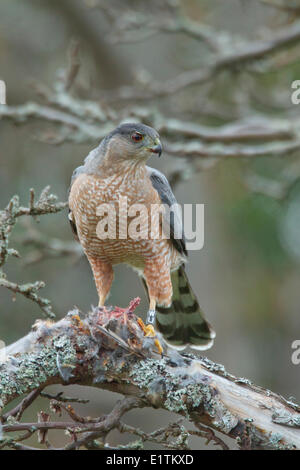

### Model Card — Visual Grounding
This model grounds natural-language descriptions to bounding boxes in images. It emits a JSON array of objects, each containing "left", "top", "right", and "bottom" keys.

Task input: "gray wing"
[
  {"left": 68, "top": 165, "right": 85, "bottom": 240},
  {"left": 147, "top": 167, "right": 187, "bottom": 256}
]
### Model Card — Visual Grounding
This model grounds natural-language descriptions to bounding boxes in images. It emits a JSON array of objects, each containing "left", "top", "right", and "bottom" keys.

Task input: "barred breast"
[{"left": 69, "top": 172, "right": 182, "bottom": 270}]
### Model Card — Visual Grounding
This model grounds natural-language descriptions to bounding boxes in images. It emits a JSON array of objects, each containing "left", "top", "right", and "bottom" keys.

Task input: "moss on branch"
[{"left": 0, "top": 305, "right": 299, "bottom": 450}]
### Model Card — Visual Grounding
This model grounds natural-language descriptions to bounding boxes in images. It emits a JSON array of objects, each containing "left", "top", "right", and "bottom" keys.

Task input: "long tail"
[{"left": 142, "top": 266, "right": 215, "bottom": 350}]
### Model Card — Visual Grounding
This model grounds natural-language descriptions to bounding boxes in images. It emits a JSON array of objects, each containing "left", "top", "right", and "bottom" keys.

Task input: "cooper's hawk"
[{"left": 68, "top": 123, "right": 215, "bottom": 350}]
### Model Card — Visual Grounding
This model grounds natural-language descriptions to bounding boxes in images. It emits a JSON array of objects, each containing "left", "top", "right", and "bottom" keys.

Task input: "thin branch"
[
  {"left": 0, "top": 276, "right": 55, "bottom": 319},
  {"left": 98, "top": 1, "right": 221, "bottom": 52},
  {"left": 40, "top": 391, "right": 89, "bottom": 404},
  {"left": 118, "top": 419, "right": 192, "bottom": 450},
  {"left": 0, "top": 187, "right": 67, "bottom": 318},
  {"left": 164, "top": 139, "right": 300, "bottom": 160},
  {"left": 190, "top": 423, "right": 230, "bottom": 450},
  {"left": 1, "top": 100, "right": 299, "bottom": 155},
  {"left": 103, "top": 20, "right": 300, "bottom": 101},
  {"left": 2, "top": 388, "right": 42, "bottom": 423}
]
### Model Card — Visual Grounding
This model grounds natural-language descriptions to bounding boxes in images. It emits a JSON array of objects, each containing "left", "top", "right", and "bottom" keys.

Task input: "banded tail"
[{"left": 143, "top": 266, "right": 215, "bottom": 350}]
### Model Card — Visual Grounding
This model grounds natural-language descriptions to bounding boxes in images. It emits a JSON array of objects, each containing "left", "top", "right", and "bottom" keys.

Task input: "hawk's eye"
[{"left": 131, "top": 132, "right": 143, "bottom": 142}]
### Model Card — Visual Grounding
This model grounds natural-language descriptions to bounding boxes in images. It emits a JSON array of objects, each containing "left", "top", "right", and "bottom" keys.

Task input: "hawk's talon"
[
  {"left": 144, "top": 324, "right": 156, "bottom": 337},
  {"left": 137, "top": 318, "right": 155, "bottom": 337},
  {"left": 137, "top": 317, "right": 163, "bottom": 355},
  {"left": 154, "top": 338, "right": 163, "bottom": 355}
]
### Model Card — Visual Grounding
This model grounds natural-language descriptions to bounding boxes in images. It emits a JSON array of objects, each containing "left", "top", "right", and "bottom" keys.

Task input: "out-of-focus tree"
[{"left": 1, "top": 0, "right": 300, "bottom": 450}]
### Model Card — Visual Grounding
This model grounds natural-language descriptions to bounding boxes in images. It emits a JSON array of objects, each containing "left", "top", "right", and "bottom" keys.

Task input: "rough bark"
[{"left": 1, "top": 304, "right": 299, "bottom": 450}]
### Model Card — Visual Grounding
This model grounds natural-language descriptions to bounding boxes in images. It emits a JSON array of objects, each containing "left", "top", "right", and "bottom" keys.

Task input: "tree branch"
[
  {"left": 1, "top": 304, "right": 299, "bottom": 450},
  {"left": 0, "top": 187, "right": 67, "bottom": 318},
  {"left": 102, "top": 20, "right": 300, "bottom": 101}
]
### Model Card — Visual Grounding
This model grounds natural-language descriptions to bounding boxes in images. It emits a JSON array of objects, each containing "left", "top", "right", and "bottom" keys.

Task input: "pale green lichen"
[
  {"left": 130, "top": 358, "right": 211, "bottom": 416},
  {"left": 0, "top": 335, "right": 77, "bottom": 406},
  {"left": 129, "top": 356, "right": 239, "bottom": 435},
  {"left": 272, "top": 410, "right": 300, "bottom": 428},
  {"left": 129, "top": 358, "right": 167, "bottom": 390}
]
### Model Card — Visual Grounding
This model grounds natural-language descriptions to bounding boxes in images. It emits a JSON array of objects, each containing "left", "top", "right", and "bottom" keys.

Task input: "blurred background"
[{"left": 1, "top": 0, "right": 300, "bottom": 450}]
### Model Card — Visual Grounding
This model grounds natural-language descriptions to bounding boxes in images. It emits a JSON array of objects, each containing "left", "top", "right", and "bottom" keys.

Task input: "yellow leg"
[
  {"left": 149, "top": 298, "right": 156, "bottom": 311},
  {"left": 137, "top": 318, "right": 156, "bottom": 337},
  {"left": 98, "top": 294, "right": 107, "bottom": 307},
  {"left": 137, "top": 297, "right": 163, "bottom": 355},
  {"left": 88, "top": 257, "right": 113, "bottom": 309}
]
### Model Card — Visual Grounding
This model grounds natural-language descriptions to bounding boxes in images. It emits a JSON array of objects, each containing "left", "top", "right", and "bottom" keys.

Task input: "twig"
[
  {"left": 190, "top": 423, "right": 230, "bottom": 450},
  {"left": 0, "top": 276, "right": 55, "bottom": 319},
  {"left": 102, "top": 20, "right": 300, "bottom": 101},
  {"left": 1, "top": 388, "right": 41, "bottom": 423},
  {"left": 40, "top": 391, "right": 89, "bottom": 404},
  {"left": 0, "top": 187, "right": 67, "bottom": 318}
]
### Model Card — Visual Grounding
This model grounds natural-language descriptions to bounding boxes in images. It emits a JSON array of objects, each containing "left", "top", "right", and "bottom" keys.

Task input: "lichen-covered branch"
[{"left": 0, "top": 304, "right": 299, "bottom": 450}]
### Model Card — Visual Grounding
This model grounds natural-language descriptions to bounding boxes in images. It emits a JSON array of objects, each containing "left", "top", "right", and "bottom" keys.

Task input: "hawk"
[{"left": 68, "top": 123, "right": 215, "bottom": 350}]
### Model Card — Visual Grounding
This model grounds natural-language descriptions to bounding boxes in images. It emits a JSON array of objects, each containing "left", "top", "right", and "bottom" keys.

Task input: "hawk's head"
[{"left": 102, "top": 123, "right": 162, "bottom": 161}]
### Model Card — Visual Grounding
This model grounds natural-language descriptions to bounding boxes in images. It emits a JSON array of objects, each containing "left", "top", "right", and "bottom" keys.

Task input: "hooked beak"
[{"left": 149, "top": 142, "right": 162, "bottom": 157}]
